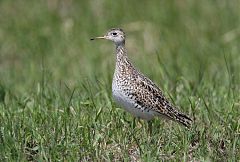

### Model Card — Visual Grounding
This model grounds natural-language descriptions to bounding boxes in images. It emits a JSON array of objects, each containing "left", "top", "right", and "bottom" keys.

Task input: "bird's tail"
[
  {"left": 173, "top": 111, "right": 192, "bottom": 128},
  {"left": 166, "top": 104, "right": 192, "bottom": 128}
]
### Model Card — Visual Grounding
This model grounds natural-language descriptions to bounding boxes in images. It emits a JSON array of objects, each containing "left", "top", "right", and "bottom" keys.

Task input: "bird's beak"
[{"left": 90, "top": 36, "right": 106, "bottom": 41}]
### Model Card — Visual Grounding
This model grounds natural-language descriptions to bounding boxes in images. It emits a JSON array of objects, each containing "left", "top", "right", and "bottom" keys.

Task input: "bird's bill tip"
[{"left": 90, "top": 36, "right": 106, "bottom": 41}]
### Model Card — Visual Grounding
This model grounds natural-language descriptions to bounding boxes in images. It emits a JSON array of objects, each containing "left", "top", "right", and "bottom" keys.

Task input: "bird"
[{"left": 91, "top": 28, "right": 192, "bottom": 128}]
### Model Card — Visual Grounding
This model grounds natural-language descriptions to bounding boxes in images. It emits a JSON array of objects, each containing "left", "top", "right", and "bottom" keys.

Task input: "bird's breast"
[{"left": 112, "top": 78, "right": 155, "bottom": 121}]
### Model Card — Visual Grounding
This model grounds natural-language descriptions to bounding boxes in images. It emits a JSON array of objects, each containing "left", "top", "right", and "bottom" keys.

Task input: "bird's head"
[{"left": 91, "top": 28, "right": 125, "bottom": 45}]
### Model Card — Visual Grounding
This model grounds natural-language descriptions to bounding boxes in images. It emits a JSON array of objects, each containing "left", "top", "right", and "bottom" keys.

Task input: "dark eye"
[{"left": 112, "top": 32, "right": 117, "bottom": 36}]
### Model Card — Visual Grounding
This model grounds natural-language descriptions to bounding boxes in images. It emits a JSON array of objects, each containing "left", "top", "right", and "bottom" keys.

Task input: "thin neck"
[
  {"left": 115, "top": 42, "right": 128, "bottom": 62},
  {"left": 114, "top": 42, "right": 133, "bottom": 73}
]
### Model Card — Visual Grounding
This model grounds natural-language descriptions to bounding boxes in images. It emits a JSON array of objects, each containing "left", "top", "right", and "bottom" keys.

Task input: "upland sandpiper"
[{"left": 91, "top": 28, "right": 192, "bottom": 128}]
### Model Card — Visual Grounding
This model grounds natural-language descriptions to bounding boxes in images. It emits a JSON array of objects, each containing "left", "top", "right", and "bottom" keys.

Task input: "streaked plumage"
[{"left": 91, "top": 28, "right": 192, "bottom": 128}]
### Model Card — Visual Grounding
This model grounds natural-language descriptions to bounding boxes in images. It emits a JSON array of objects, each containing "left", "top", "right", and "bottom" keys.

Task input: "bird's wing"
[{"left": 127, "top": 70, "right": 192, "bottom": 127}]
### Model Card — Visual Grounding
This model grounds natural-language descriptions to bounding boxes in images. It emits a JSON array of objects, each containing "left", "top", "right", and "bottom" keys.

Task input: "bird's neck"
[
  {"left": 114, "top": 43, "right": 133, "bottom": 74},
  {"left": 115, "top": 43, "right": 128, "bottom": 61}
]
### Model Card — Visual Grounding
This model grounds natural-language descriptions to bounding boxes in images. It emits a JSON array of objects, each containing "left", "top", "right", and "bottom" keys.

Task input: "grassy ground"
[{"left": 0, "top": 0, "right": 240, "bottom": 161}]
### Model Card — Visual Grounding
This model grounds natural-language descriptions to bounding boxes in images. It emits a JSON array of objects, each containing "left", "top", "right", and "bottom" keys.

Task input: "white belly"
[{"left": 112, "top": 85, "right": 155, "bottom": 121}]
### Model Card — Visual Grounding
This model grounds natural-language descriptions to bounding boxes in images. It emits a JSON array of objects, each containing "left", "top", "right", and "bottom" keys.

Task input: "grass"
[{"left": 0, "top": 0, "right": 240, "bottom": 161}]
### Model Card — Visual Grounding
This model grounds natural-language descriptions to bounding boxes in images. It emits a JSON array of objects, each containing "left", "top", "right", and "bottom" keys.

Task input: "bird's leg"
[
  {"left": 132, "top": 117, "right": 136, "bottom": 129},
  {"left": 129, "top": 117, "right": 138, "bottom": 137},
  {"left": 147, "top": 120, "right": 153, "bottom": 136},
  {"left": 132, "top": 117, "right": 139, "bottom": 129},
  {"left": 132, "top": 117, "right": 144, "bottom": 132}
]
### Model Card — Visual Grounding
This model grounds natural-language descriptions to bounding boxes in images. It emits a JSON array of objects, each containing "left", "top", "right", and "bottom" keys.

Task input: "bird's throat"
[{"left": 115, "top": 44, "right": 133, "bottom": 74}]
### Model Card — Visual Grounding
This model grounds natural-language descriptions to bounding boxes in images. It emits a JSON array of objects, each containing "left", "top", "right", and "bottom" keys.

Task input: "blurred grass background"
[{"left": 0, "top": 0, "right": 239, "bottom": 161}]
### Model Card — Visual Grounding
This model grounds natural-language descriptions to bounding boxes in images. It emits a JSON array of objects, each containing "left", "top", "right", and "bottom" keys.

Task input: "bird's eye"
[{"left": 112, "top": 32, "right": 117, "bottom": 36}]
